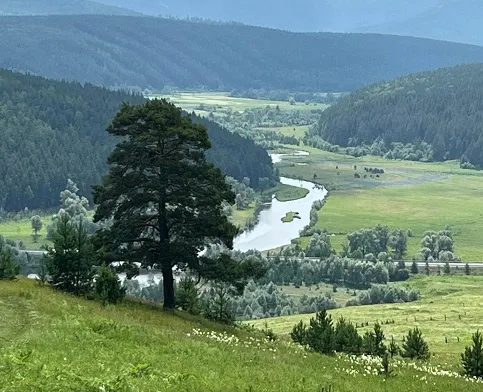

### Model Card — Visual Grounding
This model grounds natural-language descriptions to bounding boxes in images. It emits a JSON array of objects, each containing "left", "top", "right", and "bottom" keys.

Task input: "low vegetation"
[
  {"left": 251, "top": 275, "right": 483, "bottom": 367},
  {"left": 281, "top": 211, "right": 300, "bottom": 223}
]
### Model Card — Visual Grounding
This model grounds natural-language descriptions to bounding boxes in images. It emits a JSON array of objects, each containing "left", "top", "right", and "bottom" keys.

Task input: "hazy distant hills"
[
  {"left": 0, "top": 0, "right": 141, "bottom": 16},
  {"left": 96, "top": 0, "right": 483, "bottom": 45},
  {"left": 3, "top": 15, "right": 483, "bottom": 92},
  {"left": 358, "top": 0, "right": 483, "bottom": 46}
]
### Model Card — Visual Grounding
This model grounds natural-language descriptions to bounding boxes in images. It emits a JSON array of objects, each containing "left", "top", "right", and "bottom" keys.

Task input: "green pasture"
[
  {"left": 1, "top": 278, "right": 481, "bottom": 391},
  {"left": 277, "top": 146, "right": 483, "bottom": 260},
  {"left": 250, "top": 275, "right": 483, "bottom": 367},
  {"left": 0, "top": 216, "right": 51, "bottom": 249},
  {"left": 258, "top": 125, "right": 311, "bottom": 138},
  {"left": 152, "top": 92, "right": 324, "bottom": 113}
]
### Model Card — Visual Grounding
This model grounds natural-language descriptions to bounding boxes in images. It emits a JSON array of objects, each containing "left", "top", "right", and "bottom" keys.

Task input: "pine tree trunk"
[{"left": 162, "top": 264, "right": 175, "bottom": 311}]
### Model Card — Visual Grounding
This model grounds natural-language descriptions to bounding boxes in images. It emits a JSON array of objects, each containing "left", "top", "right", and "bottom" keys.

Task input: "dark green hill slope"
[
  {"left": 0, "top": 0, "right": 140, "bottom": 16},
  {"left": 0, "top": 70, "right": 274, "bottom": 211},
  {"left": 3, "top": 15, "right": 483, "bottom": 92},
  {"left": 309, "top": 63, "right": 483, "bottom": 166}
]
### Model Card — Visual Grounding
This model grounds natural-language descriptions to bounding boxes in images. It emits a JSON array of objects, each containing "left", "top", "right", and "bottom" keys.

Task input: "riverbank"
[
  {"left": 277, "top": 145, "right": 483, "bottom": 260},
  {"left": 234, "top": 177, "right": 327, "bottom": 252}
]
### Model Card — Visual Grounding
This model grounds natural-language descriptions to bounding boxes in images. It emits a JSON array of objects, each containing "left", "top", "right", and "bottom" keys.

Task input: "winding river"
[{"left": 234, "top": 152, "right": 327, "bottom": 252}]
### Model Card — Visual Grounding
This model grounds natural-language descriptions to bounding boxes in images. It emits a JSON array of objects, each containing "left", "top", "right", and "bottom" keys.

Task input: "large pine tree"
[{"left": 93, "top": 99, "right": 248, "bottom": 310}]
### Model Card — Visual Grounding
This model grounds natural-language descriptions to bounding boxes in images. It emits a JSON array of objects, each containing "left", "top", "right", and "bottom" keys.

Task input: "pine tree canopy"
[{"left": 93, "top": 99, "right": 257, "bottom": 309}]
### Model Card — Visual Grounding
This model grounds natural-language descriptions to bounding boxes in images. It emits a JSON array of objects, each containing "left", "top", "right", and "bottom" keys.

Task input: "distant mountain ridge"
[
  {"left": 3, "top": 15, "right": 483, "bottom": 92},
  {"left": 96, "top": 0, "right": 483, "bottom": 45},
  {"left": 0, "top": 0, "right": 141, "bottom": 16}
]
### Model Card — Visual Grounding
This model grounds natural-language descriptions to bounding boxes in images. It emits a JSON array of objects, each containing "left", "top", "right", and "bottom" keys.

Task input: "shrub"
[
  {"left": 95, "top": 266, "right": 126, "bottom": 304},
  {"left": 0, "top": 247, "right": 19, "bottom": 280},
  {"left": 290, "top": 320, "right": 308, "bottom": 346},
  {"left": 175, "top": 277, "right": 201, "bottom": 315},
  {"left": 401, "top": 327, "right": 430, "bottom": 360}
]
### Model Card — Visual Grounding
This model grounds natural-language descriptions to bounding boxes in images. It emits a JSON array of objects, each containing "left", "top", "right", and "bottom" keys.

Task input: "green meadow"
[
  {"left": 277, "top": 146, "right": 483, "bottom": 261},
  {"left": 0, "top": 216, "right": 51, "bottom": 249},
  {"left": 250, "top": 275, "right": 483, "bottom": 368},
  {"left": 152, "top": 92, "right": 327, "bottom": 113},
  {"left": 1, "top": 278, "right": 482, "bottom": 392}
]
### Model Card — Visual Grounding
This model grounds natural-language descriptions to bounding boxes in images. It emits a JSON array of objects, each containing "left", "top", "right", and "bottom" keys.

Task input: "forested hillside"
[
  {"left": 308, "top": 63, "right": 483, "bottom": 167},
  {"left": 0, "top": 0, "right": 140, "bottom": 16},
  {"left": 0, "top": 70, "right": 274, "bottom": 211},
  {"left": 3, "top": 16, "right": 483, "bottom": 92}
]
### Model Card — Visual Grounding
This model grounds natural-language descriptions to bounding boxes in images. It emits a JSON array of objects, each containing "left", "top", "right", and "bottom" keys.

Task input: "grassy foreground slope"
[
  {"left": 1, "top": 279, "right": 481, "bottom": 391},
  {"left": 251, "top": 276, "right": 483, "bottom": 367}
]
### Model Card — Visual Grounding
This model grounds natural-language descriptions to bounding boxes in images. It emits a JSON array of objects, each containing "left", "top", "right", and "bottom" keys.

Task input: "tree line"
[{"left": 308, "top": 63, "right": 483, "bottom": 168}]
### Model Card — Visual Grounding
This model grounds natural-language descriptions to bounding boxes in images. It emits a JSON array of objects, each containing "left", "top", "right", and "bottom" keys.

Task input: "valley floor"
[
  {"left": 277, "top": 146, "right": 483, "bottom": 260},
  {"left": 1, "top": 279, "right": 482, "bottom": 391}
]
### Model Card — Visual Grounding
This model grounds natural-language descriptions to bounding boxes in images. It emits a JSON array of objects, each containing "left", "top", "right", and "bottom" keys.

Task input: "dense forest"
[
  {"left": 0, "top": 70, "right": 275, "bottom": 211},
  {"left": 308, "top": 63, "right": 483, "bottom": 167},
  {"left": 3, "top": 16, "right": 483, "bottom": 92}
]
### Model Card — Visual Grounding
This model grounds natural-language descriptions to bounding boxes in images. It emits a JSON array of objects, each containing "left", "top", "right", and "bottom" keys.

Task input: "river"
[{"left": 233, "top": 152, "right": 327, "bottom": 252}]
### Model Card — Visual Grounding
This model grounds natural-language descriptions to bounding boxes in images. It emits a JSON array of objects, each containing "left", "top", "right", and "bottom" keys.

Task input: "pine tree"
[
  {"left": 45, "top": 214, "right": 94, "bottom": 295},
  {"left": 93, "top": 100, "right": 264, "bottom": 310},
  {"left": 373, "top": 323, "right": 387, "bottom": 356},
  {"left": 307, "top": 309, "right": 334, "bottom": 354},
  {"left": 401, "top": 327, "right": 430, "bottom": 360},
  {"left": 465, "top": 263, "right": 471, "bottom": 276},
  {"left": 461, "top": 330, "right": 483, "bottom": 379},
  {"left": 0, "top": 247, "right": 19, "bottom": 280},
  {"left": 290, "top": 320, "right": 308, "bottom": 346}
]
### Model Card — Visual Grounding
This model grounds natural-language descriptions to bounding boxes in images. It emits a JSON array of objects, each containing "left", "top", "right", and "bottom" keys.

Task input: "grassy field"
[
  {"left": 0, "top": 216, "right": 51, "bottom": 249},
  {"left": 250, "top": 275, "right": 483, "bottom": 367},
  {"left": 1, "top": 279, "right": 482, "bottom": 391},
  {"left": 257, "top": 125, "right": 311, "bottom": 138},
  {"left": 277, "top": 146, "right": 483, "bottom": 260},
  {"left": 153, "top": 92, "right": 326, "bottom": 113}
]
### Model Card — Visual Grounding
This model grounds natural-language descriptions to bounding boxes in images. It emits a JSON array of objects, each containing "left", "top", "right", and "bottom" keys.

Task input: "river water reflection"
[{"left": 234, "top": 152, "right": 327, "bottom": 252}]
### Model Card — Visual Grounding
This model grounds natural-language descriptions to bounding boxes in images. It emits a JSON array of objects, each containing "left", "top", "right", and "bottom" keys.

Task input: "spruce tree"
[
  {"left": 401, "top": 327, "right": 430, "bottom": 360},
  {"left": 45, "top": 214, "right": 94, "bottom": 295},
  {"left": 93, "top": 100, "right": 264, "bottom": 310},
  {"left": 461, "top": 330, "right": 483, "bottom": 379},
  {"left": 307, "top": 309, "right": 334, "bottom": 354}
]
